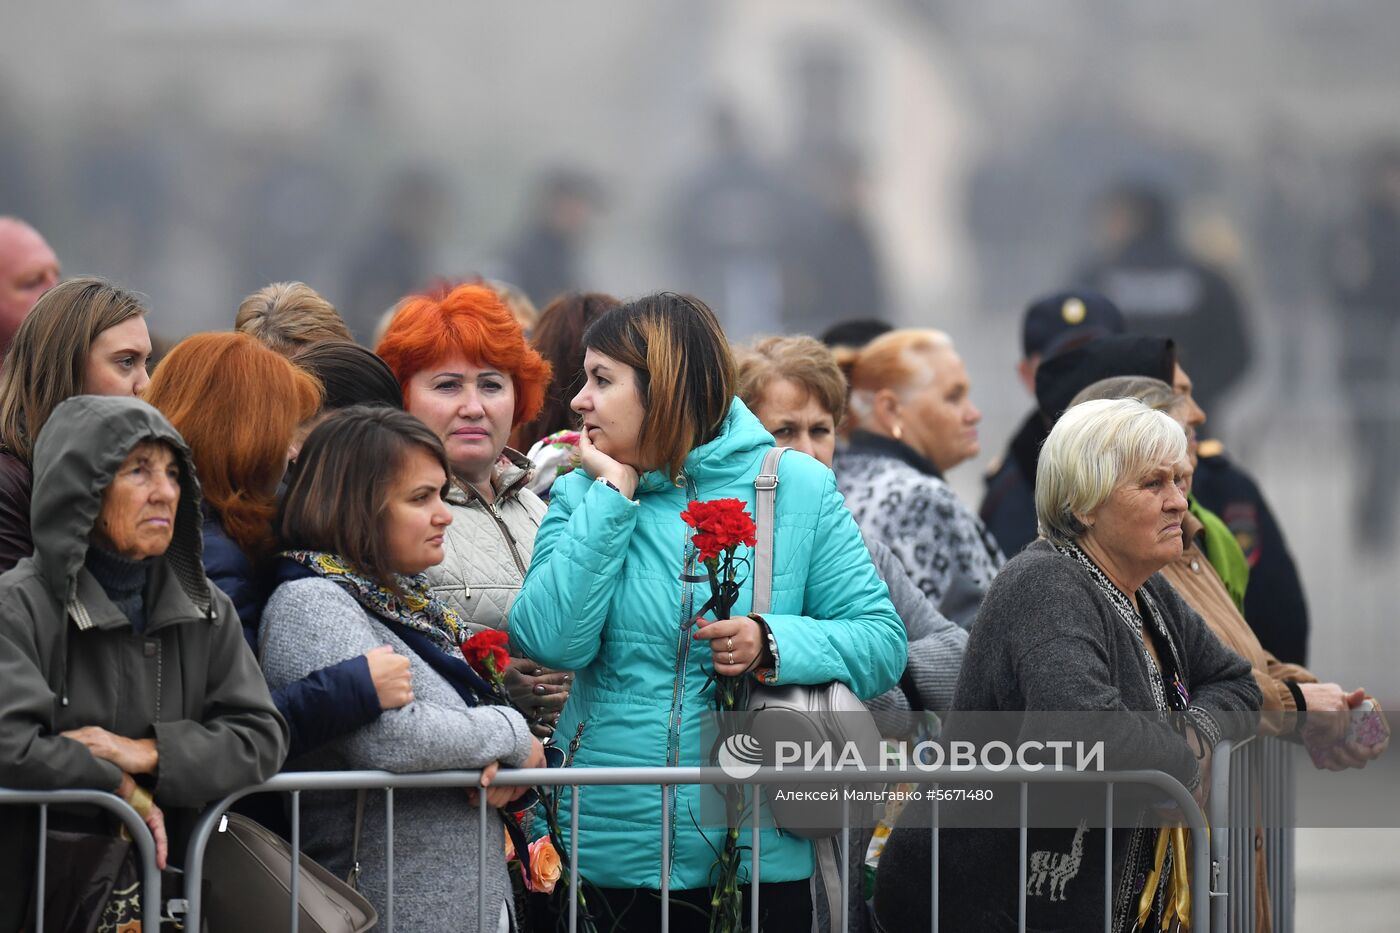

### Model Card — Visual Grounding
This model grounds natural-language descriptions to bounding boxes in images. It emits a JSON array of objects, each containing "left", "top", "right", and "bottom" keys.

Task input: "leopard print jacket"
[{"left": 835, "top": 432, "right": 1005, "bottom": 623}]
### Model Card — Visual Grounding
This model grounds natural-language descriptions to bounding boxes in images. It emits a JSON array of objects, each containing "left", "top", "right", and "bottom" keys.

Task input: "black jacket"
[{"left": 979, "top": 411, "right": 1046, "bottom": 558}]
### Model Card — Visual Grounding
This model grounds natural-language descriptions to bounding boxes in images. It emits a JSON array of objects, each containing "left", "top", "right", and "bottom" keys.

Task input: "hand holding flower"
[{"left": 693, "top": 615, "right": 771, "bottom": 676}]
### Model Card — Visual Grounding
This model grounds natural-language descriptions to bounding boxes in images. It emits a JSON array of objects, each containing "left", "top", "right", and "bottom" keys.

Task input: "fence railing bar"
[
  {"left": 1018, "top": 781, "right": 1028, "bottom": 933},
  {"left": 660, "top": 783, "right": 670, "bottom": 933},
  {"left": 1246, "top": 743, "right": 1253, "bottom": 930},
  {"left": 379, "top": 788, "right": 390, "bottom": 933},
  {"left": 1103, "top": 782, "right": 1113, "bottom": 933},
  {"left": 36, "top": 802, "right": 47, "bottom": 933},
  {"left": 289, "top": 789, "right": 301, "bottom": 933},
  {"left": 569, "top": 784, "right": 579, "bottom": 933},
  {"left": 840, "top": 787, "right": 850, "bottom": 933},
  {"left": 930, "top": 790, "right": 939, "bottom": 933},
  {"left": 477, "top": 789, "right": 486, "bottom": 933},
  {"left": 750, "top": 783, "right": 761, "bottom": 932}
]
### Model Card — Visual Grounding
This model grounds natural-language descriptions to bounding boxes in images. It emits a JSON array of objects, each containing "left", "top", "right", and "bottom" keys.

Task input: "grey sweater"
[
  {"left": 875, "top": 540, "right": 1260, "bottom": 932},
  {"left": 863, "top": 534, "right": 967, "bottom": 716},
  {"left": 259, "top": 577, "right": 534, "bottom": 933}
]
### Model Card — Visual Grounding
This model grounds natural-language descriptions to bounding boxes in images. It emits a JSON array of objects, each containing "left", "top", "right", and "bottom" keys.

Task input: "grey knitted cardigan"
[
  {"left": 873, "top": 540, "right": 1260, "bottom": 932},
  {"left": 259, "top": 577, "right": 535, "bottom": 933}
]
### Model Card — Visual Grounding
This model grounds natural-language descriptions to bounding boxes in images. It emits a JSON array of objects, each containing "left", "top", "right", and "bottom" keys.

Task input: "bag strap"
[
  {"left": 808, "top": 836, "right": 845, "bottom": 933},
  {"left": 347, "top": 788, "right": 367, "bottom": 889},
  {"left": 752, "top": 447, "right": 788, "bottom": 615}
]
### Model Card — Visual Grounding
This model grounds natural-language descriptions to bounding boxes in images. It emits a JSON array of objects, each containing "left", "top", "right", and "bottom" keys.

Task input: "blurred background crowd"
[{"left": 3, "top": 1, "right": 1398, "bottom": 704}]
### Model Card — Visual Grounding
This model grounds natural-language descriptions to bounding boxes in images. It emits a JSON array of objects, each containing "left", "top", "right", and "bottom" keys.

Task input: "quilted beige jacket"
[{"left": 426, "top": 448, "right": 547, "bottom": 637}]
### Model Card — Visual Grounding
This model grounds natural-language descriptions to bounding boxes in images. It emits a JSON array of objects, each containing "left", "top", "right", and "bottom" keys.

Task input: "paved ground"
[{"left": 1295, "top": 829, "right": 1400, "bottom": 932}]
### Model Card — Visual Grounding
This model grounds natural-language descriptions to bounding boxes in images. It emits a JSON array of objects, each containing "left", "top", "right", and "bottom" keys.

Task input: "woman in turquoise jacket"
[{"left": 510, "top": 293, "right": 905, "bottom": 932}]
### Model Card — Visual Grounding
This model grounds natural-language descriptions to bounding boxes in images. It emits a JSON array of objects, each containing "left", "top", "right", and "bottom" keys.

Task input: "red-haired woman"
[
  {"left": 378, "top": 282, "right": 568, "bottom": 737},
  {"left": 146, "top": 332, "right": 413, "bottom": 760}
]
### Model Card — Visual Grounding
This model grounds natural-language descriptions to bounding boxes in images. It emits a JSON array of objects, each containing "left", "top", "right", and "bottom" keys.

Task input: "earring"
[{"left": 893, "top": 423, "right": 904, "bottom": 441}]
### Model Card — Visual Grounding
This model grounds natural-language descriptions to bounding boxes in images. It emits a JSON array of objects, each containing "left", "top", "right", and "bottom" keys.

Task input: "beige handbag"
[
  {"left": 203, "top": 810, "right": 377, "bottom": 933},
  {"left": 746, "top": 446, "right": 885, "bottom": 838},
  {"left": 744, "top": 446, "right": 885, "bottom": 930}
]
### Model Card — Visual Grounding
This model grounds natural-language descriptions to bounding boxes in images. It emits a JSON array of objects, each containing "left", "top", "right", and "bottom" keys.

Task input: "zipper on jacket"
[
  {"left": 486, "top": 500, "right": 528, "bottom": 578},
  {"left": 463, "top": 479, "right": 529, "bottom": 578},
  {"left": 663, "top": 474, "right": 698, "bottom": 884}
]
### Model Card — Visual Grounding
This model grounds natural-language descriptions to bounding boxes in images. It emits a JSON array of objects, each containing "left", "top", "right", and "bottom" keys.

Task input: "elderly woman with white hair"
[{"left": 872, "top": 398, "right": 1259, "bottom": 933}]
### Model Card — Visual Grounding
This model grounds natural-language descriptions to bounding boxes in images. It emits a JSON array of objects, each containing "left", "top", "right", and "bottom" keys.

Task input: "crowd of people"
[{"left": 0, "top": 212, "right": 1388, "bottom": 933}]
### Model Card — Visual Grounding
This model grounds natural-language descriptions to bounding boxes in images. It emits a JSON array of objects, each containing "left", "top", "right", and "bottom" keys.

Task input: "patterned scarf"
[{"left": 280, "top": 550, "right": 465, "bottom": 654}]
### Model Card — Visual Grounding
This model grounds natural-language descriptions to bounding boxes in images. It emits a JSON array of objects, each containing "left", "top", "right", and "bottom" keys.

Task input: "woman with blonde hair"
[
  {"left": 0, "top": 276, "right": 154, "bottom": 572},
  {"left": 833, "top": 328, "right": 1003, "bottom": 626},
  {"left": 234, "top": 280, "right": 353, "bottom": 357}
]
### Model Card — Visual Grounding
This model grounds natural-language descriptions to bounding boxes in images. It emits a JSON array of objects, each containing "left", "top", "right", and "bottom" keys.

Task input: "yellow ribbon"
[{"left": 1134, "top": 820, "right": 1207, "bottom": 931}]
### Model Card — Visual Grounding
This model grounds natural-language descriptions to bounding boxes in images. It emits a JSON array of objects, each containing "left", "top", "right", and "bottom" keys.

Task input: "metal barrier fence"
[
  {"left": 1209, "top": 736, "right": 1296, "bottom": 933},
  {"left": 177, "top": 764, "right": 1210, "bottom": 933},
  {"left": 0, "top": 786, "right": 163, "bottom": 933}
]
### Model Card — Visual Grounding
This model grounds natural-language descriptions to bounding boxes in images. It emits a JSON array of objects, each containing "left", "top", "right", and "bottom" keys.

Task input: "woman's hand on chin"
[{"left": 578, "top": 427, "right": 639, "bottom": 499}]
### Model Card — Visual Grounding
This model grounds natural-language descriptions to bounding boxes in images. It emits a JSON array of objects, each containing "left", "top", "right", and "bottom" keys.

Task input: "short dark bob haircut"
[
  {"left": 291, "top": 340, "right": 404, "bottom": 412},
  {"left": 277, "top": 405, "right": 448, "bottom": 586},
  {"left": 582, "top": 292, "right": 734, "bottom": 484}
]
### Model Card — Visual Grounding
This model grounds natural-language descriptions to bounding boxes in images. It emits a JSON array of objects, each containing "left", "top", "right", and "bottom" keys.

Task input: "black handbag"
[{"left": 27, "top": 828, "right": 193, "bottom": 933}]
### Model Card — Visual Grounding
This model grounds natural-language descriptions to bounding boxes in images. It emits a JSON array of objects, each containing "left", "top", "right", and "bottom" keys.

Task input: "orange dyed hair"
[
  {"left": 144, "top": 331, "right": 323, "bottom": 560},
  {"left": 375, "top": 282, "right": 551, "bottom": 429}
]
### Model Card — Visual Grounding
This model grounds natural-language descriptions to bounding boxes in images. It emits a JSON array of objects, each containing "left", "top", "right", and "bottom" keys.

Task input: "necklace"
[{"left": 1053, "top": 541, "right": 1170, "bottom": 714}]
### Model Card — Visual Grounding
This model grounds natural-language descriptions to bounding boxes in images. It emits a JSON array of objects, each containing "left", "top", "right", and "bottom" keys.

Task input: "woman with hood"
[{"left": 0, "top": 395, "right": 287, "bottom": 930}]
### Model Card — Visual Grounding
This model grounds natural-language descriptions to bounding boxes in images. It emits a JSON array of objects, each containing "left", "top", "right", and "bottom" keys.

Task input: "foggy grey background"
[{"left": 3, "top": 2, "right": 1398, "bottom": 921}]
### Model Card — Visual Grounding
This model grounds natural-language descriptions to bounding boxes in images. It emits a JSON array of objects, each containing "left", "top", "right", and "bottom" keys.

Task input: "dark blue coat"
[{"left": 203, "top": 512, "right": 381, "bottom": 760}]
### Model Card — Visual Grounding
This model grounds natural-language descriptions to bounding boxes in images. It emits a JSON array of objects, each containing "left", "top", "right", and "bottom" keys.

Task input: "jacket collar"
[
  {"left": 845, "top": 429, "right": 944, "bottom": 480},
  {"left": 71, "top": 557, "right": 212, "bottom": 633},
  {"left": 447, "top": 447, "right": 535, "bottom": 506},
  {"left": 633, "top": 398, "right": 776, "bottom": 495},
  {"left": 1181, "top": 508, "right": 1205, "bottom": 548}
]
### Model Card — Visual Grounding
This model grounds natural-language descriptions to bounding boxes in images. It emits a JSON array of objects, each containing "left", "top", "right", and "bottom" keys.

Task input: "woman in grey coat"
[
  {"left": 873, "top": 398, "right": 1260, "bottom": 933},
  {"left": 260, "top": 407, "right": 544, "bottom": 933},
  {"left": 0, "top": 396, "right": 286, "bottom": 930}
]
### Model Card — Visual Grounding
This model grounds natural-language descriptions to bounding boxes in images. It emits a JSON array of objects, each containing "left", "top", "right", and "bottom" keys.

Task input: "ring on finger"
[
  {"left": 726, "top": 636, "right": 734, "bottom": 652},
  {"left": 727, "top": 651, "right": 735, "bottom": 665}
]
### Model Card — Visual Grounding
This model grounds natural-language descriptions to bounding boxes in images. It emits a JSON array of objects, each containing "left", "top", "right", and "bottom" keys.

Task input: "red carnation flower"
[
  {"left": 462, "top": 629, "right": 511, "bottom": 684},
  {"left": 680, "top": 499, "right": 756, "bottom": 563}
]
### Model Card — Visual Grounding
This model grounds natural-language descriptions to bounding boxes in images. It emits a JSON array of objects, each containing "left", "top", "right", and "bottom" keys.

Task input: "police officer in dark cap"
[{"left": 979, "top": 289, "right": 1125, "bottom": 556}]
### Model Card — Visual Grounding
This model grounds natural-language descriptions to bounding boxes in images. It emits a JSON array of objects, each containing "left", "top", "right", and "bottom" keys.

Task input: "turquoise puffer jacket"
[{"left": 510, "top": 398, "right": 905, "bottom": 890}]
